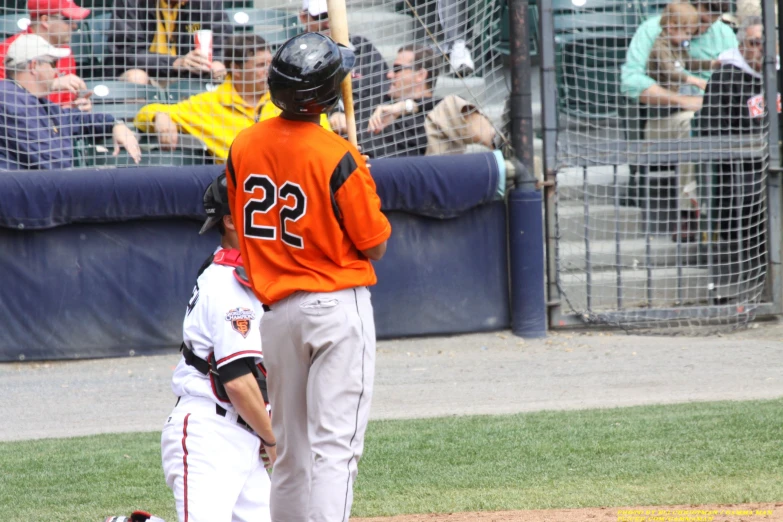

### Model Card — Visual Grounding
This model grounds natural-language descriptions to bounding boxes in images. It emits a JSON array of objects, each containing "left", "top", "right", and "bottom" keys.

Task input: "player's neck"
[
  {"left": 221, "top": 232, "right": 240, "bottom": 250},
  {"left": 281, "top": 111, "right": 321, "bottom": 124}
]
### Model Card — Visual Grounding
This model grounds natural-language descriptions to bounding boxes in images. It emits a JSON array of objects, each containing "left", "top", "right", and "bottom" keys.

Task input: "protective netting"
[
  {"left": 552, "top": 0, "right": 775, "bottom": 331},
  {"left": 0, "top": 0, "right": 511, "bottom": 169}
]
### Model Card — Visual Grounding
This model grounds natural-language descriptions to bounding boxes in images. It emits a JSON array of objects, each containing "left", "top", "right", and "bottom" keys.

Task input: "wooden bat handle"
[{"left": 327, "top": 0, "right": 358, "bottom": 148}]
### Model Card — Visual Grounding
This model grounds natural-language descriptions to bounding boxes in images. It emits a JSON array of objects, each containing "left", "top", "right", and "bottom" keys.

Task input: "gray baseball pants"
[{"left": 262, "top": 286, "right": 376, "bottom": 522}]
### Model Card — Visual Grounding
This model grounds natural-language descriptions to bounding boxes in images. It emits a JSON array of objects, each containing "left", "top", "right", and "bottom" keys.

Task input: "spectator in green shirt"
[
  {"left": 622, "top": 0, "right": 738, "bottom": 109},
  {"left": 620, "top": 0, "right": 737, "bottom": 240}
]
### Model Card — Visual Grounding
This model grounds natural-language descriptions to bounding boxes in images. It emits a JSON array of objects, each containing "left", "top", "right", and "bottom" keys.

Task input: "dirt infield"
[{"left": 353, "top": 503, "right": 783, "bottom": 522}]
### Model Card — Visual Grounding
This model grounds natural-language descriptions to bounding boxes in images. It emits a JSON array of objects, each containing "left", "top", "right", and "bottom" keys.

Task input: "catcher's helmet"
[
  {"left": 268, "top": 32, "right": 356, "bottom": 115},
  {"left": 199, "top": 172, "right": 229, "bottom": 235}
]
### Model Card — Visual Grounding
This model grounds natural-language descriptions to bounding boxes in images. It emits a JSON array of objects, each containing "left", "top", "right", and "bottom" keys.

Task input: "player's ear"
[{"left": 223, "top": 214, "right": 236, "bottom": 232}]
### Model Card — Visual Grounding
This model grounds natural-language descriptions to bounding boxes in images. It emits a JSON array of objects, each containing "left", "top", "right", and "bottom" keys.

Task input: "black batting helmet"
[
  {"left": 268, "top": 32, "right": 356, "bottom": 115},
  {"left": 199, "top": 172, "right": 229, "bottom": 235}
]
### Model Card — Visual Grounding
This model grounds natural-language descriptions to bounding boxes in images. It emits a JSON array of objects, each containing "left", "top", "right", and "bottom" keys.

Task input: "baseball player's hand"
[
  {"left": 51, "top": 73, "right": 87, "bottom": 94},
  {"left": 112, "top": 123, "right": 142, "bottom": 164},
  {"left": 261, "top": 442, "right": 277, "bottom": 469},
  {"left": 154, "top": 112, "right": 179, "bottom": 151},
  {"left": 367, "top": 101, "right": 406, "bottom": 134},
  {"left": 173, "top": 50, "right": 212, "bottom": 74}
]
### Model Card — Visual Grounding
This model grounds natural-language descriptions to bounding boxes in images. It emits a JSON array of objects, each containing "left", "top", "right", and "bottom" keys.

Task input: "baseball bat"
[{"left": 326, "top": 0, "right": 358, "bottom": 148}]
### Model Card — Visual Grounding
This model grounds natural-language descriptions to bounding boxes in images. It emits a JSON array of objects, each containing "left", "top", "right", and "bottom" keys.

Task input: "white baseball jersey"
[
  {"left": 162, "top": 246, "right": 271, "bottom": 522},
  {"left": 171, "top": 247, "right": 265, "bottom": 410}
]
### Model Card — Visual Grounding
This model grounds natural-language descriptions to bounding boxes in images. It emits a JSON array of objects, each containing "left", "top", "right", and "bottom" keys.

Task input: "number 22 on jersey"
[{"left": 243, "top": 174, "right": 308, "bottom": 249}]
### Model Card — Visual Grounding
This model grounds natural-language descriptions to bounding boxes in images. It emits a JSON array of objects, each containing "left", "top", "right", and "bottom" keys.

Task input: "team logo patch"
[{"left": 226, "top": 307, "right": 255, "bottom": 338}]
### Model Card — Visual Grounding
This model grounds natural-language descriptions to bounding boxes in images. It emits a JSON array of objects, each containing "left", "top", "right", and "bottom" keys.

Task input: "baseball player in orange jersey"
[{"left": 226, "top": 32, "right": 391, "bottom": 522}]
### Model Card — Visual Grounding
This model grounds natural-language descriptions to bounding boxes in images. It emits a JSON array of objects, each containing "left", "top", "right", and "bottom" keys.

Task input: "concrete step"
[
  {"left": 433, "top": 76, "right": 488, "bottom": 105},
  {"left": 559, "top": 237, "right": 707, "bottom": 271},
  {"left": 251, "top": 0, "right": 399, "bottom": 13},
  {"left": 346, "top": 10, "right": 415, "bottom": 44},
  {"left": 556, "top": 164, "right": 633, "bottom": 202},
  {"left": 557, "top": 204, "right": 645, "bottom": 242},
  {"left": 252, "top": 0, "right": 298, "bottom": 10},
  {"left": 346, "top": 0, "right": 400, "bottom": 10},
  {"left": 559, "top": 267, "right": 751, "bottom": 311}
]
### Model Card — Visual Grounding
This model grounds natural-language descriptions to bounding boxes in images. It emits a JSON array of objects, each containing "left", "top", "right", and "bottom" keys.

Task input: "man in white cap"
[
  {"left": 300, "top": 0, "right": 389, "bottom": 152},
  {"left": 0, "top": 0, "right": 91, "bottom": 109},
  {"left": 0, "top": 34, "right": 141, "bottom": 169}
]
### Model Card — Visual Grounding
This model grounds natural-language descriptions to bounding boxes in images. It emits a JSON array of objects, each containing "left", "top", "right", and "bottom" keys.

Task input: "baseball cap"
[
  {"left": 302, "top": 0, "right": 328, "bottom": 17},
  {"left": 5, "top": 34, "right": 70, "bottom": 69},
  {"left": 28, "top": 0, "right": 91, "bottom": 20}
]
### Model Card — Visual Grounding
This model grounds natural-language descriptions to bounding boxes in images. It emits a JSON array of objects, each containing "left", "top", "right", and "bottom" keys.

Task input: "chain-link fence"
[
  {"left": 544, "top": 0, "right": 779, "bottom": 331},
  {"left": 0, "top": 0, "right": 512, "bottom": 169}
]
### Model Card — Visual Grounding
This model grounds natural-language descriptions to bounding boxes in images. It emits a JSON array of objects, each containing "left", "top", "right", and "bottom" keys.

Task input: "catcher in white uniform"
[{"left": 161, "top": 173, "right": 277, "bottom": 522}]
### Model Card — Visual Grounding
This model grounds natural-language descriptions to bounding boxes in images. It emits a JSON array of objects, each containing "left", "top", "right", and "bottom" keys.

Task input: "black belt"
[{"left": 216, "top": 404, "right": 252, "bottom": 431}]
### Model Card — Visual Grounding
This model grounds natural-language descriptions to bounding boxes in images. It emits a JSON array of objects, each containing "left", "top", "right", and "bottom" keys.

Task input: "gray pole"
[
  {"left": 508, "top": 0, "right": 536, "bottom": 182},
  {"left": 539, "top": 0, "right": 561, "bottom": 324},
  {"left": 761, "top": 0, "right": 782, "bottom": 313},
  {"left": 508, "top": 0, "right": 547, "bottom": 337}
]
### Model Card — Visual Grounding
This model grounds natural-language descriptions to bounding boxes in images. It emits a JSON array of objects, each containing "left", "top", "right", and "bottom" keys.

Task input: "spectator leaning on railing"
[
  {"left": 0, "top": 35, "right": 140, "bottom": 170},
  {"left": 363, "top": 44, "right": 496, "bottom": 158},
  {"left": 133, "top": 34, "right": 331, "bottom": 162},
  {"left": 0, "top": 0, "right": 91, "bottom": 109},
  {"left": 106, "top": 0, "right": 232, "bottom": 86},
  {"left": 698, "top": 16, "right": 777, "bottom": 254}
]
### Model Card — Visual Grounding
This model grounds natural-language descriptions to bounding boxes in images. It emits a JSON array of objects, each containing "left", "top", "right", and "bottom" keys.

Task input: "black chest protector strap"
[
  {"left": 180, "top": 343, "right": 269, "bottom": 404},
  {"left": 181, "top": 343, "right": 210, "bottom": 375}
]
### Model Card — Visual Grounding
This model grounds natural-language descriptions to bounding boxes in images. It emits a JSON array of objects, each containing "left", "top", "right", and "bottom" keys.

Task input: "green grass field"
[{"left": 1, "top": 399, "right": 781, "bottom": 521}]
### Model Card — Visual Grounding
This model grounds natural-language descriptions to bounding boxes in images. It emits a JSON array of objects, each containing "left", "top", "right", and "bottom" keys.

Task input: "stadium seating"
[
  {"left": 225, "top": 8, "right": 301, "bottom": 46},
  {"left": 553, "top": 0, "right": 634, "bottom": 119},
  {"left": 79, "top": 134, "right": 213, "bottom": 167},
  {"left": 87, "top": 80, "right": 165, "bottom": 103},
  {"left": 0, "top": 12, "right": 29, "bottom": 38},
  {"left": 85, "top": 80, "right": 166, "bottom": 121},
  {"left": 165, "top": 79, "right": 219, "bottom": 103},
  {"left": 74, "top": 11, "right": 111, "bottom": 79}
]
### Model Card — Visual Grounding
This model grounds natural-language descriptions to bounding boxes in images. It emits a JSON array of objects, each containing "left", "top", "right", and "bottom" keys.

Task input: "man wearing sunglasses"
[
  {"left": 363, "top": 44, "right": 497, "bottom": 158},
  {"left": 0, "top": 34, "right": 141, "bottom": 169},
  {"left": 697, "top": 16, "right": 778, "bottom": 272},
  {"left": 299, "top": 0, "right": 388, "bottom": 152},
  {"left": 0, "top": 0, "right": 91, "bottom": 109}
]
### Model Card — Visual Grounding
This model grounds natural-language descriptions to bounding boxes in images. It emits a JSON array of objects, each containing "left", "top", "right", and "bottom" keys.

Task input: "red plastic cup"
[{"left": 194, "top": 29, "right": 213, "bottom": 63}]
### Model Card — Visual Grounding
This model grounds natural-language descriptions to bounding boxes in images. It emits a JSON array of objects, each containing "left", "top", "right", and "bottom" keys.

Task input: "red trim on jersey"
[
  {"left": 182, "top": 413, "right": 191, "bottom": 522},
  {"left": 212, "top": 248, "right": 243, "bottom": 268},
  {"left": 216, "top": 350, "right": 263, "bottom": 366}
]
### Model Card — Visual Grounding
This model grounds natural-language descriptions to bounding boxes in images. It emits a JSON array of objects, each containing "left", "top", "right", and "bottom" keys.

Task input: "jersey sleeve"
[
  {"left": 206, "top": 274, "right": 263, "bottom": 369},
  {"left": 331, "top": 150, "right": 392, "bottom": 252}
]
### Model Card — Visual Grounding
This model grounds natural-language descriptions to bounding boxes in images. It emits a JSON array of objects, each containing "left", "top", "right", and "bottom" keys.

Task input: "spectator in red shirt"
[{"left": 0, "top": 0, "right": 91, "bottom": 109}]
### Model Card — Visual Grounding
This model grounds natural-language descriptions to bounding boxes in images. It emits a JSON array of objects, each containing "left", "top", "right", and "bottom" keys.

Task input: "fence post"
[
  {"left": 538, "top": 0, "right": 561, "bottom": 327},
  {"left": 508, "top": 0, "right": 547, "bottom": 338},
  {"left": 762, "top": 0, "right": 782, "bottom": 313}
]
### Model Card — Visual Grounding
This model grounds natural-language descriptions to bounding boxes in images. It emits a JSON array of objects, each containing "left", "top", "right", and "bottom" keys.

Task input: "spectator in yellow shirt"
[{"left": 133, "top": 34, "right": 332, "bottom": 162}]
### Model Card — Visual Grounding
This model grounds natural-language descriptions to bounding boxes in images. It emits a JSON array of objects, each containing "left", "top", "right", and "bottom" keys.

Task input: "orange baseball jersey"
[{"left": 226, "top": 117, "right": 392, "bottom": 305}]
